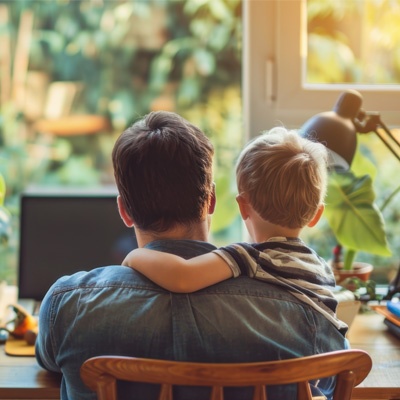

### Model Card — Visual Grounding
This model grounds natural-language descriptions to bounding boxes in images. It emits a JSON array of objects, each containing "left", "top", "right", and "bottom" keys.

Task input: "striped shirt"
[{"left": 214, "top": 237, "right": 348, "bottom": 333}]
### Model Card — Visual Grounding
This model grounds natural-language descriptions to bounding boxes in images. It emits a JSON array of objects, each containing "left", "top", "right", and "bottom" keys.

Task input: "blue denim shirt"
[{"left": 36, "top": 239, "right": 348, "bottom": 400}]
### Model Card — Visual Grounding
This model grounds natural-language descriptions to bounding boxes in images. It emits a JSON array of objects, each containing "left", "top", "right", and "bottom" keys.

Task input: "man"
[{"left": 36, "top": 111, "right": 348, "bottom": 400}]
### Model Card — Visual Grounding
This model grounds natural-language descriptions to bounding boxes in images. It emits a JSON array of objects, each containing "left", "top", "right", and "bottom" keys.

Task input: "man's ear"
[
  {"left": 117, "top": 195, "right": 135, "bottom": 228},
  {"left": 307, "top": 204, "right": 325, "bottom": 228},
  {"left": 236, "top": 194, "right": 250, "bottom": 220},
  {"left": 208, "top": 184, "right": 216, "bottom": 215}
]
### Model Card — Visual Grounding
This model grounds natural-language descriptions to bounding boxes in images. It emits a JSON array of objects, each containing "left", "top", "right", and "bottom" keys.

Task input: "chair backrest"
[{"left": 80, "top": 349, "right": 372, "bottom": 400}]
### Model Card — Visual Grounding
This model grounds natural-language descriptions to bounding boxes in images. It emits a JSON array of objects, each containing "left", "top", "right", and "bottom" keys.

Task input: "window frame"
[{"left": 243, "top": 0, "right": 400, "bottom": 139}]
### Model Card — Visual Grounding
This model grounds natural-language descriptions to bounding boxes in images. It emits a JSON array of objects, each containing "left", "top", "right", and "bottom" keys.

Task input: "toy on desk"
[
  {"left": 0, "top": 304, "right": 38, "bottom": 344},
  {"left": 387, "top": 300, "right": 400, "bottom": 318}
]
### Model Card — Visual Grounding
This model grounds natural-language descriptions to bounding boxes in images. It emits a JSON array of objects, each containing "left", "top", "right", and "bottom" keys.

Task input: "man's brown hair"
[
  {"left": 236, "top": 127, "right": 328, "bottom": 229},
  {"left": 112, "top": 111, "right": 214, "bottom": 232}
]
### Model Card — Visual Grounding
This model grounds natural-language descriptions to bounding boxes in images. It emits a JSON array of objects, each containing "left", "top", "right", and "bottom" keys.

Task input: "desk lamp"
[
  {"left": 300, "top": 89, "right": 400, "bottom": 300},
  {"left": 300, "top": 89, "right": 362, "bottom": 169}
]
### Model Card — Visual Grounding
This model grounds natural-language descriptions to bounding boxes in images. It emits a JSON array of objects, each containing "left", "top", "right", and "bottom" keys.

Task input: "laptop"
[{"left": 17, "top": 187, "right": 137, "bottom": 314}]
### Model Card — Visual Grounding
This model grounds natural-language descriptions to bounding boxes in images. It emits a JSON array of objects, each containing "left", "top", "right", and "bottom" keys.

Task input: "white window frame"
[{"left": 243, "top": 0, "right": 400, "bottom": 139}]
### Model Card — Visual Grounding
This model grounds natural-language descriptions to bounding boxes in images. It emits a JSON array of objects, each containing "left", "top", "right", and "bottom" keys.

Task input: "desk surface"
[
  {"left": 0, "top": 311, "right": 399, "bottom": 400},
  {"left": 348, "top": 311, "right": 400, "bottom": 400},
  {"left": 0, "top": 349, "right": 60, "bottom": 400}
]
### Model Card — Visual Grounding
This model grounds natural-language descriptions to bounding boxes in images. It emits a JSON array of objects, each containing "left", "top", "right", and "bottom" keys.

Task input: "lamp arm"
[{"left": 354, "top": 111, "right": 400, "bottom": 163}]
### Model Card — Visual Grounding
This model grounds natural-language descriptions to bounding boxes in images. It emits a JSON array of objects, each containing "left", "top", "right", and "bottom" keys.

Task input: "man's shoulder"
[{"left": 46, "top": 265, "right": 163, "bottom": 297}]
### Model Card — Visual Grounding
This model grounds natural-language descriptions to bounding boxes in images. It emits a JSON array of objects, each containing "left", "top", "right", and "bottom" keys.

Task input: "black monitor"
[{"left": 18, "top": 188, "right": 137, "bottom": 301}]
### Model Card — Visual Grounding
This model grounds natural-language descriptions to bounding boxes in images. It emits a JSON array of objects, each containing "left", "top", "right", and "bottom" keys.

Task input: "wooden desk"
[
  {"left": 0, "top": 349, "right": 60, "bottom": 399},
  {"left": 349, "top": 311, "right": 400, "bottom": 400},
  {"left": 0, "top": 311, "right": 398, "bottom": 400}
]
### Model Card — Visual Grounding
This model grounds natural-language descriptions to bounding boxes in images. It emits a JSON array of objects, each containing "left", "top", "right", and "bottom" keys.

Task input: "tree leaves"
[
  {"left": 0, "top": 174, "right": 5, "bottom": 206},
  {"left": 0, "top": 174, "right": 11, "bottom": 244}
]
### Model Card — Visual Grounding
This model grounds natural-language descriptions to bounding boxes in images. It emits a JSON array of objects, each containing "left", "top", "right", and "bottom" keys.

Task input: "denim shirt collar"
[{"left": 145, "top": 239, "right": 217, "bottom": 259}]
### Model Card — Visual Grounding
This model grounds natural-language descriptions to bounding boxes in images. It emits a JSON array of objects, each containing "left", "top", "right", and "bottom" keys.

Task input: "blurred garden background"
[
  {"left": 0, "top": 0, "right": 399, "bottom": 286},
  {"left": 0, "top": 0, "right": 243, "bottom": 284}
]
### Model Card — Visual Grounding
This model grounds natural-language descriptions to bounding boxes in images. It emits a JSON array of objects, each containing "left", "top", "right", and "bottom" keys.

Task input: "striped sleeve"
[
  {"left": 213, "top": 249, "right": 241, "bottom": 277},
  {"left": 213, "top": 243, "right": 260, "bottom": 278}
]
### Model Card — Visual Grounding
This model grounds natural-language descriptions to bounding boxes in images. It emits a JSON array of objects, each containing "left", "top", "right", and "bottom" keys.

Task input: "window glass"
[{"left": 306, "top": 0, "right": 400, "bottom": 85}]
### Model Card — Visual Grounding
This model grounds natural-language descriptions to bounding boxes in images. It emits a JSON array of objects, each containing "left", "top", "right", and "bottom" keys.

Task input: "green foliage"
[
  {"left": 339, "top": 277, "right": 381, "bottom": 301},
  {"left": 0, "top": 174, "right": 5, "bottom": 206},
  {"left": 335, "top": 134, "right": 400, "bottom": 277},
  {"left": 307, "top": 33, "right": 359, "bottom": 83},
  {"left": 0, "top": 173, "right": 11, "bottom": 245},
  {"left": 324, "top": 170, "right": 391, "bottom": 264},
  {"left": 0, "top": 105, "right": 52, "bottom": 197},
  {"left": 0, "top": 0, "right": 243, "bottom": 242},
  {"left": 307, "top": 0, "right": 400, "bottom": 84},
  {"left": 182, "top": 86, "right": 243, "bottom": 234},
  {"left": 350, "top": 142, "right": 378, "bottom": 181},
  {"left": 321, "top": 131, "right": 399, "bottom": 275},
  {"left": 1, "top": 0, "right": 242, "bottom": 127},
  {"left": 211, "top": 174, "right": 238, "bottom": 232}
]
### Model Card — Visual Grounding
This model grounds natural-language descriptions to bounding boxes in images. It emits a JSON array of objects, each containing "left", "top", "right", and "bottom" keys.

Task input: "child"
[{"left": 123, "top": 127, "right": 346, "bottom": 332}]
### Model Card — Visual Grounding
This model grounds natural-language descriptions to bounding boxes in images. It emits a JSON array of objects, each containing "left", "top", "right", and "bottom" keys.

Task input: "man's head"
[
  {"left": 236, "top": 127, "right": 328, "bottom": 229},
  {"left": 112, "top": 111, "right": 214, "bottom": 234}
]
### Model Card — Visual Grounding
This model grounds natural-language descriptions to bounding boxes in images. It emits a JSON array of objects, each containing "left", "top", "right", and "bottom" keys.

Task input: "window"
[
  {"left": 306, "top": 0, "right": 400, "bottom": 86},
  {"left": 244, "top": 0, "right": 400, "bottom": 137}
]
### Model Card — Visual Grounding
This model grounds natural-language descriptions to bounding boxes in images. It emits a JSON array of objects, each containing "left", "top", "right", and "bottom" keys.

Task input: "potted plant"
[{"left": 323, "top": 149, "right": 395, "bottom": 283}]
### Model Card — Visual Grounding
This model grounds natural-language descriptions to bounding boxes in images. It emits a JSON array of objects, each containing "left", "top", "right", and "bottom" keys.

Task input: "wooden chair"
[{"left": 80, "top": 349, "right": 372, "bottom": 400}]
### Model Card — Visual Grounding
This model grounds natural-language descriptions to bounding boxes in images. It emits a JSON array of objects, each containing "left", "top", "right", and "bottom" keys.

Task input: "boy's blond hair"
[{"left": 236, "top": 127, "right": 328, "bottom": 229}]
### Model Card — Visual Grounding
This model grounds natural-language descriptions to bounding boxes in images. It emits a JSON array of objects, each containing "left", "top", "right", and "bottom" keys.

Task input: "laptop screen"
[{"left": 18, "top": 190, "right": 137, "bottom": 301}]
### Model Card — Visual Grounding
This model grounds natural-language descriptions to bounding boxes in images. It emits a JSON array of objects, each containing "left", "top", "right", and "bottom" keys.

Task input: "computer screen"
[{"left": 18, "top": 190, "right": 137, "bottom": 300}]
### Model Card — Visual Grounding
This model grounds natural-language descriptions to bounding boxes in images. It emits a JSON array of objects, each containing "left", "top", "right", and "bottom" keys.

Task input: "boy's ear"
[
  {"left": 307, "top": 204, "right": 325, "bottom": 228},
  {"left": 236, "top": 194, "right": 250, "bottom": 220},
  {"left": 117, "top": 195, "right": 135, "bottom": 228}
]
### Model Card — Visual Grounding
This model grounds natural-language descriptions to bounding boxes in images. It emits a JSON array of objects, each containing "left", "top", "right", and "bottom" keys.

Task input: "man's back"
[{"left": 36, "top": 240, "right": 347, "bottom": 400}]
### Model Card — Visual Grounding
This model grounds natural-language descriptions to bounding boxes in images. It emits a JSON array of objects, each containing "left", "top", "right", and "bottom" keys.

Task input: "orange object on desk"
[
  {"left": 369, "top": 304, "right": 400, "bottom": 327},
  {"left": 10, "top": 306, "right": 37, "bottom": 339}
]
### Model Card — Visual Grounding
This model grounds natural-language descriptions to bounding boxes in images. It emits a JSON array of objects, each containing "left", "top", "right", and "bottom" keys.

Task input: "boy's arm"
[{"left": 122, "top": 249, "right": 233, "bottom": 293}]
